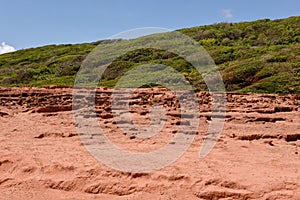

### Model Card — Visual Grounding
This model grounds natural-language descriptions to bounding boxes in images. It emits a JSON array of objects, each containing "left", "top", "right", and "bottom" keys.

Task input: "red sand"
[{"left": 0, "top": 87, "right": 299, "bottom": 199}]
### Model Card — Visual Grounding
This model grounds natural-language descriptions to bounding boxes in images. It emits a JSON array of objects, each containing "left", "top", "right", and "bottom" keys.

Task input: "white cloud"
[
  {"left": 0, "top": 42, "right": 16, "bottom": 55},
  {"left": 222, "top": 9, "right": 234, "bottom": 19}
]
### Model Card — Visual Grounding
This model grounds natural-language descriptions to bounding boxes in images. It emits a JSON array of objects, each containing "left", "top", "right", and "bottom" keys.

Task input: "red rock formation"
[{"left": 0, "top": 87, "right": 299, "bottom": 199}]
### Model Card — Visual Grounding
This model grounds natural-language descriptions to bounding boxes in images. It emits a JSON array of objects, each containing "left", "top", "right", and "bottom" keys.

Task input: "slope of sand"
[{"left": 0, "top": 87, "right": 299, "bottom": 199}]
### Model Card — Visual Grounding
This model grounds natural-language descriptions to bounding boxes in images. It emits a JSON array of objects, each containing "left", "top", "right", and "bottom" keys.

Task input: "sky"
[{"left": 0, "top": 0, "right": 299, "bottom": 53}]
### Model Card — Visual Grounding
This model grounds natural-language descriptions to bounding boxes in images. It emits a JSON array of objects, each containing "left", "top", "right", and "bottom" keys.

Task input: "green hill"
[{"left": 0, "top": 16, "right": 299, "bottom": 93}]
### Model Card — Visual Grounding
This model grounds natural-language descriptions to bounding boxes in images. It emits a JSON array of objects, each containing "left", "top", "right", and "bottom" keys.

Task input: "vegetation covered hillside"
[{"left": 0, "top": 16, "right": 299, "bottom": 93}]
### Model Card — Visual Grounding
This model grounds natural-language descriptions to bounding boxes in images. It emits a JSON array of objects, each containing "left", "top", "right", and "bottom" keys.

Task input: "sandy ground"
[{"left": 0, "top": 87, "right": 299, "bottom": 199}]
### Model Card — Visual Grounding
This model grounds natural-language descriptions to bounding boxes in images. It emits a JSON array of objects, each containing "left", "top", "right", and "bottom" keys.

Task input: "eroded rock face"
[
  {"left": 0, "top": 87, "right": 299, "bottom": 199},
  {"left": 0, "top": 87, "right": 298, "bottom": 113}
]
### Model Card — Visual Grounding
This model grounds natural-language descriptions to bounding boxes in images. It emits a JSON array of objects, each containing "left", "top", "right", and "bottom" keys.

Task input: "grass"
[{"left": 0, "top": 16, "right": 299, "bottom": 94}]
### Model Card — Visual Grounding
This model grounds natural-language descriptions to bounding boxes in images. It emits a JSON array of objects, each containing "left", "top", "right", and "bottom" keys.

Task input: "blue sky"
[{"left": 0, "top": 0, "right": 299, "bottom": 51}]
